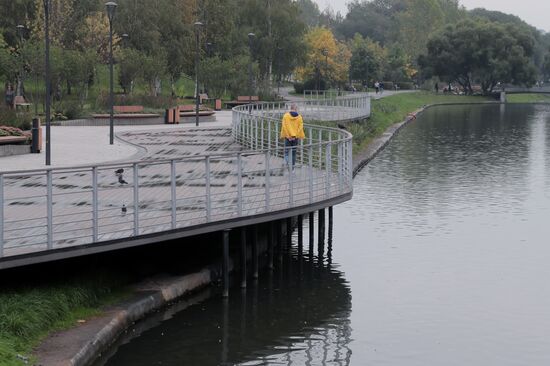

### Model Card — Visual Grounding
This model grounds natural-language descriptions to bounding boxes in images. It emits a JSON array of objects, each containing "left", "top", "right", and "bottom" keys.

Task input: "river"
[{"left": 97, "top": 104, "right": 550, "bottom": 365}]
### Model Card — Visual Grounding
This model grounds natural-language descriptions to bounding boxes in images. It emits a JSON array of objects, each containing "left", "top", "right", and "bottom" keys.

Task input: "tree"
[
  {"left": 117, "top": 48, "right": 144, "bottom": 94},
  {"left": 295, "top": 27, "right": 351, "bottom": 88},
  {"left": 397, "top": 0, "right": 445, "bottom": 61},
  {"left": 420, "top": 20, "right": 537, "bottom": 94},
  {"left": 350, "top": 34, "right": 386, "bottom": 85},
  {"left": 296, "top": 0, "right": 321, "bottom": 27}
]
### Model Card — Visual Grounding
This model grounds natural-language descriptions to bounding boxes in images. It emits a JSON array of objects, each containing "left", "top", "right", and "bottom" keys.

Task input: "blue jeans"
[{"left": 284, "top": 139, "right": 298, "bottom": 167}]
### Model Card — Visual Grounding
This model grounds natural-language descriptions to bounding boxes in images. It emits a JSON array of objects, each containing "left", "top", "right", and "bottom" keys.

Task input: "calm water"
[{"left": 100, "top": 104, "right": 550, "bottom": 365}]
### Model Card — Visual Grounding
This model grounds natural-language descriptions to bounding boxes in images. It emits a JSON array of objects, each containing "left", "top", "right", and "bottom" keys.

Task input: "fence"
[{"left": 0, "top": 96, "right": 368, "bottom": 260}]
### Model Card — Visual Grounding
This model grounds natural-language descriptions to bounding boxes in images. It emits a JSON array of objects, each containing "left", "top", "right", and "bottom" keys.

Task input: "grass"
[
  {"left": 0, "top": 274, "right": 131, "bottom": 366},
  {"left": 506, "top": 93, "right": 550, "bottom": 103}
]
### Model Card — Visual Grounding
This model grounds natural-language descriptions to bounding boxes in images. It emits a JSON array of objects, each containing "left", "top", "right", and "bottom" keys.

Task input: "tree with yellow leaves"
[{"left": 295, "top": 27, "right": 351, "bottom": 88}]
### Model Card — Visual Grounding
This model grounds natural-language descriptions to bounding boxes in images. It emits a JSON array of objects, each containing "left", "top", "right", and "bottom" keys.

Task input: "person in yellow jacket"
[{"left": 280, "top": 104, "right": 305, "bottom": 170}]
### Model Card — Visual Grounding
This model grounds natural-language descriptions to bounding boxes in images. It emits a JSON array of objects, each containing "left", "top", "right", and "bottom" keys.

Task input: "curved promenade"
[{"left": 0, "top": 95, "right": 369, "bottom": 269}]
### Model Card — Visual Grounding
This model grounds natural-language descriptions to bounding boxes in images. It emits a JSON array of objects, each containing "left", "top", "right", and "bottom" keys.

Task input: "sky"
[{"left": 313, "top": 0, "right": 550, "bottom": 32}]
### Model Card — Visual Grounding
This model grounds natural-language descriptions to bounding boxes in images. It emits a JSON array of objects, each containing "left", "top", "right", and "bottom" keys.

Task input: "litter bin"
[{"left": 31, "top": 118, "right": 41, "bottom": 153}]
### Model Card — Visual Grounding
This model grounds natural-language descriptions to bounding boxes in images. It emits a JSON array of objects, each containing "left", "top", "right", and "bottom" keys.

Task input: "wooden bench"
[
  {"left": 14, "top": 96, "right": 32, "bottom": 111},
  {"left": 178, "top": 105, "right": 216, "bottom": 117},
  {"left": 114, "top": 105, "right": 144, "bottom": 113},
  {"left": 0, "top": 136, "right": 28, "bottom": 145},
  {"left": 225, "top": 96, "right": 260, "bottom": 108}
]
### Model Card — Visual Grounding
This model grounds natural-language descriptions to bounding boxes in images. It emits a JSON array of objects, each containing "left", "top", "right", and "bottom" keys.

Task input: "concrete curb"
[
  {"left": 69, "top": 269, "right": 213, "bottom": 366},
  {"left": 35, "top": 261, "right": 236, "bottom": 366}
]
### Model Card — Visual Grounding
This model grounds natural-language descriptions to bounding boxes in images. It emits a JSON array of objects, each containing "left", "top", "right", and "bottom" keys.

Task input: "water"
[{"left": 99, "top": 104, "right": 550, "bottom": 365}]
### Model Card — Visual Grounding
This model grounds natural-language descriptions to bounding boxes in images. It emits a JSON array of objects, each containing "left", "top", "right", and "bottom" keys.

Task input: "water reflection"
[{"left": 97, "top": 229, "right": 352, "bottom": 366}]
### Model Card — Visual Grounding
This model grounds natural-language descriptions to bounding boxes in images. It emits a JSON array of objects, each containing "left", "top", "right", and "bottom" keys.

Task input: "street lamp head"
[
  {"left": 105, "top": 2, "right": 117, "bottom": 23},
  {"left": 122, "top": 33, "right": 129, "bottom": 38},
  {"left": 194, "top": 21, "right": 203, "bottom": 30},
  {"left": 248, "top": 33, "right": 256, "bottom": 40},
  {"left": 321, "top": 48, "right": 328, "bottom": 56},
  {"left": 16, "top": 24, "right": 26, "bottom": 39}
]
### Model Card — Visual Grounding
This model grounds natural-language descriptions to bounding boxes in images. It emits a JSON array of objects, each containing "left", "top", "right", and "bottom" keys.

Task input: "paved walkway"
[{"left": 0, "top": 111, "right": 234, "bottom": 172}]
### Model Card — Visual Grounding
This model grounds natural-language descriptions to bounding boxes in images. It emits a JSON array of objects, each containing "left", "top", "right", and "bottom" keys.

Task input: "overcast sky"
[{"left": 313, "top": 0, "right": 550, "bottom": 32}]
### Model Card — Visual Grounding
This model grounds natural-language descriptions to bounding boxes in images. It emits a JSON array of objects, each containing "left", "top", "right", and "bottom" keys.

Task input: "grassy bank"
[
  {"left": 0, "top": 274, "right": 130, "bottom": 366},
  {"left": 506, "top": 93, "right": 550, "bottom": 103}
]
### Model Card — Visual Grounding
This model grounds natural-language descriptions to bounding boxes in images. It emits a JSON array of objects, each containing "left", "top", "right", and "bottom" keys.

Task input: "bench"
[
  {"left": 0, "top": 136, "right": 28, "bottom": 145},
  {"left": 225, "top": 96, "right": 260, "bottom": 108},
  {"left": 178, "top": 105, "right": 216, "bottom": 117},
  {"left": 14, "top": 96, "right": 32, "bottom": 111},
  {"left": 114, "top": 105, "right": 144, "bottom": 113}
]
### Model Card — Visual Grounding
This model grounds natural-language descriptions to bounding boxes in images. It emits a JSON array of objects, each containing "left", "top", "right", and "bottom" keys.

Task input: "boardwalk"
[{"left": 0, "top": 95, "right": 368, "bottom": 268}]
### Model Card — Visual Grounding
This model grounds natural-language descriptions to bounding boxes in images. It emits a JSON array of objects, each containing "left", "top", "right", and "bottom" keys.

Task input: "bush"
[
  {"left": 381, "top": 81, "right": 394, "bottom": 90},
  {"left": 293, "top": 82, "right": 304, "bottom": 94},
  {"left": 0, "top": 126, "right": 26, "bottom": 137},
  {"left": 396, "top": 82, "right": 414, "bottom": 90},
  {"left": 0, "top": 107, "right": 32, "bottom": 130},
  {"left": 303, "top": 78, "right": 327, "bottom": 92},
  {"left": 95, "top": 92, "right": 178, "bottom": 111}
]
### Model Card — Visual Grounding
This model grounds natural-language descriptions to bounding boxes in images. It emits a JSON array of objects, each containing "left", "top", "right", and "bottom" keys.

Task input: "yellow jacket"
[{"left": 280, "top": 112, "right": 305, "bottom": 139}]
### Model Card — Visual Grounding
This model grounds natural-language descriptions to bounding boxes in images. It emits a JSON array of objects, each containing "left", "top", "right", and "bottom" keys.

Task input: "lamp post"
[
  {"left": 277, "top": 47, "right": 283, "bottom": 97},
  {"left": 321, "top": 48, "right": 329, "bottom": 91},
  {"left": 194, "top": 21, "right": 203, "bottom": 127},
  {"left": 248, "top": 33, "right": 255, "bottom": 105},
  {"left": 43, "top": 0, "right": 52, "bottom": 165},
  {"left": 105, "top": 1, "right": 117, "bottom": 145}
]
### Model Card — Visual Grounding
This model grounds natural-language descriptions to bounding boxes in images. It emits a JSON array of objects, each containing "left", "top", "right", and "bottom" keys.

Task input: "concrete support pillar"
[
  {"left": 318, "top": 208, "right": 325, "bottom": 259},
  {"left": 298, "top": 215, "right": 304, "bottom": 256},
  {"left": 252, "top": 225, "right": 259, "bottom": 279},
  {"left": 222, "top": 229, "right": 230, "bottom": 298},
  {"left": 268, "top": 221, "right": 274, "bottom": 270},
  {"left": 286, "top": 217, "right": 292, "bottom": 248},
  {"left": 240, "top": 227, "right": 247, "bottom": 289},
  {"left": 309, "top": 212, "right": 315, "bottom": 256}
]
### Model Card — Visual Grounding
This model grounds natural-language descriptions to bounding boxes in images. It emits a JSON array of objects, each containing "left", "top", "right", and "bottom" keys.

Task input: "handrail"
[{"left": 0, "top": 94, "right": 369, "bottom": 260}]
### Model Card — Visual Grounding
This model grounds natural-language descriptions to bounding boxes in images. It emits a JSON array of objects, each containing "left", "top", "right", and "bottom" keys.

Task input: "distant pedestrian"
[
  {"left": 4, "top": 83, "right": 14, "bottom": 109},
  {"left": 379, "top": 82, "right": 384, "bottom": 94},
  {"left": 280, "top": 104, "right": 305, "bottom": 171},
  {"left": 435, "top": 82, "right": 439, "bottom": 93},
  {"left": 375, "top": 81, "right": 380, "bottom": 94}
]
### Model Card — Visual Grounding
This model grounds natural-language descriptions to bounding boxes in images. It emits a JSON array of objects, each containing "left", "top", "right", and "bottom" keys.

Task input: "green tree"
[
  {"left": 420, "top": 20, "right": 537, "bottom": 94},
  {"left": 349, "top": 34, "right": 386, "bottom": 85}
]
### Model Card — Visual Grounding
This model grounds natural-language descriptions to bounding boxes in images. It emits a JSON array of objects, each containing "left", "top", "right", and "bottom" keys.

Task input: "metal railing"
[
  {"left": 237, "top": 95, "right": 370, "bottom": 122},
  {"left": 0, "top": 95, "right": 366, "bottom": 260}
]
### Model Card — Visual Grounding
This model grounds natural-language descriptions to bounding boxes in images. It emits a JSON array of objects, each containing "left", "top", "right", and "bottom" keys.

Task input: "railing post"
[
  {"left": 326, "top": 143, "right": 331, "bottom": 199},
  {"left": 46, "top": 171, "right": 53, "bottom": 249},
  {"left": 92, "top": 167, "right": 98, "bottom": 242},
  {"left": 237, "top": 154, "right": 243, "bottom": 216},
  {"left": 289, "top": 158, "right": 294, "bottom": 207},
  {"left": 265, "top": 151, "right": 271, "bottom": 211},
  {"left": 0, "top": 174, "right": 4, "bottom": 257},
  {"left": 268, "top": 120, "right": 272, "bottom": 152},
  {"left": 205, "top": 156, "right": 212, "bottom": 222},
  {"left": 309, "top": 144, "right": 314, "bottom": 204},
  {"left": 171, "top": 160, "right": 177, "bottom": 229},
  {"left": 275, "top": 123, "right": 280, "bottom": 157},
  {"left": 338, "top": 142, "right": 343, "bottom": 193},
  {"left": 133, "top": 163, "right": 139, "bottom": 236},
  {"left": 260, "top": 119, "right": 264, "bottom": 150},
  {"left": 318, "top": 130, "right": 323, "bottom": 169}
]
